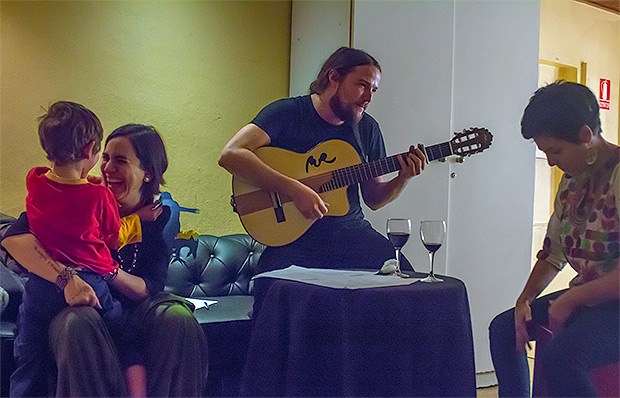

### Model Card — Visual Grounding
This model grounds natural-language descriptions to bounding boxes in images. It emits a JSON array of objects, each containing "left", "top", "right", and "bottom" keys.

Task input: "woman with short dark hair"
[{"left": 489, "top": 81, "right": 619, "bottom": 397}]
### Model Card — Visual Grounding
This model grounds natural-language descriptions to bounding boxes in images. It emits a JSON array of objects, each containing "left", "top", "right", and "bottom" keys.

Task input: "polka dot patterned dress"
[{"left": 538, "top": 148, "right": 619, "bottom": 286}]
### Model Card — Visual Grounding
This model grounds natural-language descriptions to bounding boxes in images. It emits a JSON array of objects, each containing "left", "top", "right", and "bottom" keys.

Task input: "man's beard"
[{"left": 329, "top": 93, "right": 362, "bottom": 125}]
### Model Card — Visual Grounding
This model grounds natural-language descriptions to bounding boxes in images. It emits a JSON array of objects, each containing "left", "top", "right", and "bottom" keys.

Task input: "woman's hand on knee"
[
  {"left": 64, "top": 276, "right": 102, "bottom": 309},
  {"left": 514, "top": 301, "right": 532, "bottom": 352}
]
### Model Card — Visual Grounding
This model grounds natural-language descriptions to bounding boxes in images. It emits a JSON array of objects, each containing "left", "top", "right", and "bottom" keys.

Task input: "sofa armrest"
[
  {"left": 0, "top": 256, "right": 25, "bottom": 322},
  {"left": 0, "top": 215, "right": 26, "bottom": 323}
]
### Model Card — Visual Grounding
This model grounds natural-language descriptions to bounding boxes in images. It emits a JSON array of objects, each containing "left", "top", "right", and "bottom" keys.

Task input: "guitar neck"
[{"left": 317, "top": 140, "right": 453, "bottom": 193}]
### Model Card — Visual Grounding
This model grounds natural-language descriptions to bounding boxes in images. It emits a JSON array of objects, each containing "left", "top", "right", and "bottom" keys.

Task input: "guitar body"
[
  {"left": 231, "top": 127, "right": 493, "bottom": 247},
  {"left": 232, "top": 140, "right": 362, "bottom": 247}
]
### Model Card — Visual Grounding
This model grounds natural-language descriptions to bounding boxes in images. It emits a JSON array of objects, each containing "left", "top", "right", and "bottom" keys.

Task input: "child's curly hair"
[{"left": 38, "top": 101, "right": 103, "bottom": 165}]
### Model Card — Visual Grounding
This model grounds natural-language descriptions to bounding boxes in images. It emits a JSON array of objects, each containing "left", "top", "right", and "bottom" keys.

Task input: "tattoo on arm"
[{"left": 33, "top": 244, "right": 63, "bottom": 273}]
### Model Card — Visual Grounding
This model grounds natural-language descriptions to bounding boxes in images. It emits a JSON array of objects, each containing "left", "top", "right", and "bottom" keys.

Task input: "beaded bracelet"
[{"left": 55, "top": 267, "right": 77, "bottom": 290}]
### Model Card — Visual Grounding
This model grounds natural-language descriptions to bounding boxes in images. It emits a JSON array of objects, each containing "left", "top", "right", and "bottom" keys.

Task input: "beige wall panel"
[{"left": 0, "top": 1, "right": 291, "bottom": 234}]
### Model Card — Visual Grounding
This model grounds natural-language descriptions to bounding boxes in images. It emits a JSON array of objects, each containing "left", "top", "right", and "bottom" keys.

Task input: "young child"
[
  {"left": 21, "top": 101, "right": 147, "bottom": 397},
  {"left": 27, "top": 101, "right": 127, "bottom": 311}
]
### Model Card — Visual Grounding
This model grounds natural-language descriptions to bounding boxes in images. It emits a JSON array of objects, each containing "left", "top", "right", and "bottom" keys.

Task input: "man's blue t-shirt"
[{"left": 251, "top": 95, "right": 387, "bottom": 227}]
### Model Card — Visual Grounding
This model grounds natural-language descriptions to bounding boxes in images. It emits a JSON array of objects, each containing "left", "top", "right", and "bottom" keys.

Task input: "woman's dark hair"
[
  {"left": 38, "top": 101, "right": 103, "bottom": 165},
  {"left": 309, "top": 47, "right": 381, "bottom": 95},
  {"left": 521, "top": 80, "right": 601, "bottom": 143},
  {"left": 105, "top": 124, "right": 168, "bottom": 206}
]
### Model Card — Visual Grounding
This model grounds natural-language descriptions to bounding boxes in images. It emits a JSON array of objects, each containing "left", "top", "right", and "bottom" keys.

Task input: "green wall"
[{"left": 0, "top": 0, "right": 291, "bottom": 234}]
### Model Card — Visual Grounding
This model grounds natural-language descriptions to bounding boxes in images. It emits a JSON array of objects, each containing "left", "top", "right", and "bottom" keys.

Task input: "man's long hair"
[{"left": 309, "top": 47, "right": 381, "bottom": 95}]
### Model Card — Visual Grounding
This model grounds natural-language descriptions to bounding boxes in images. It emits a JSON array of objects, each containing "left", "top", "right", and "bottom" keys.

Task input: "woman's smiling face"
[{"left": 101, "top": 136, "right": 146, "bottom": 212}]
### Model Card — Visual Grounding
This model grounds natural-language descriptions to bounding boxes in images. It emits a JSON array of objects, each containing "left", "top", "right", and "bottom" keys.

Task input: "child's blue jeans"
[{"left": 9, "top": 271, "right": 122, "bottom": 397}]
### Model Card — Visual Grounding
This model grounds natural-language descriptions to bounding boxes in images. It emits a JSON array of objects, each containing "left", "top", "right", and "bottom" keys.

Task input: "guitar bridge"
[{"left": 270, "top": 192, "right": 286, "bottom": 223}]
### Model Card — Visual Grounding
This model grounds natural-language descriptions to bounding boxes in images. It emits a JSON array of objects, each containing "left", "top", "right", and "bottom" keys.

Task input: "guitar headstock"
[{"left": 450, "top": 127, "right": 493, "bottom": 157}]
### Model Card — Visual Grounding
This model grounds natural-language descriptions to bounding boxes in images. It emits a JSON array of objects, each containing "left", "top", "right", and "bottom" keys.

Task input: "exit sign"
[{"left": 600, "top": 78, "right": 610, "bottom": 110}]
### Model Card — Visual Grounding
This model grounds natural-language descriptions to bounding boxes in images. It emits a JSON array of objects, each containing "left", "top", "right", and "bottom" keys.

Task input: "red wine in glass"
[
  {"left": 388, "top": 232, "right": 410, "bottom": 250},
  {"left": 423, "top": 243, "right": 441, "bottom": 253},
  {"left": 386, "top": 218, "right": 411, "bottom": 278},
  {"left": 419, "top": 220, "right": 446, "bottom": 283}
]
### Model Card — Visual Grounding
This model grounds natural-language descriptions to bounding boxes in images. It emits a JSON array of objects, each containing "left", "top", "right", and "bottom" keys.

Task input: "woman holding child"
[
  {"left": 2, "top": 105, "right": 207, "bottom": 397},
  {"left": 489, "top": 81, "right": 619, "bottom": 397}
]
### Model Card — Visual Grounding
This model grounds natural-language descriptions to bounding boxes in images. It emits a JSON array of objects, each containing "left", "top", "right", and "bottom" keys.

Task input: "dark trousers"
[
  {"left": 48, "top": 294, "right": 207, "bottom": 397},
  {"left": 49, "top": 306, "right": 126, "bottom": 397},
  {"left": 489, "top": 290, "right": 619, "bottom": 397},
  {"left": 12, "top": 293, "right": 207, "bottom": 397},
  {"left": 9, "top": 271, "right": 122, "bottom": 397},
  {"left": 257, "top": 219, "right": 412, "bottom": 272}
]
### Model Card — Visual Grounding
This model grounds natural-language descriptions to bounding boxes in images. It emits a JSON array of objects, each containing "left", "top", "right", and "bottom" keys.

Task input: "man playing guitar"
[{"left": 219, "top": 47, "right": 426, "bottom": 272}]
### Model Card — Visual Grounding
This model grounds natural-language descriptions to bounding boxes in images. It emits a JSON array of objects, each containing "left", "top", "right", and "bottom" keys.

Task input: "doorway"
[{"left": 531, "top": 61, "right": 579, "bottom": 295}]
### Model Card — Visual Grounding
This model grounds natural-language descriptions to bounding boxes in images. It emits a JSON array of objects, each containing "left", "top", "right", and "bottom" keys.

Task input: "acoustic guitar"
[{"left": 231, "top": 127, "right": 492, "bottom": 247}]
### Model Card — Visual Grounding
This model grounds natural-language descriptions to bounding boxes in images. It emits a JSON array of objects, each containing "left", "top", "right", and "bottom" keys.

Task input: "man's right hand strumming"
[{"left": 290, "top": 181, "right": 329, "bottom": 220}]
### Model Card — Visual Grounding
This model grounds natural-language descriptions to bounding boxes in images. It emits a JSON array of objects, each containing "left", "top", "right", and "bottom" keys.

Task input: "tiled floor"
[{"left": 476, "top": 385, "right": 498, "bottom": 398}]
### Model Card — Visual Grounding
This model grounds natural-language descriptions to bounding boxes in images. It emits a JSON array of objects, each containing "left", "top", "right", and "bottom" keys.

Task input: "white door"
[
  {"left": 354, "top": 0, "right": 541, "bottom": 377},
  {"left": 290, "top": 0, "right": 542, "bottom": 379}
]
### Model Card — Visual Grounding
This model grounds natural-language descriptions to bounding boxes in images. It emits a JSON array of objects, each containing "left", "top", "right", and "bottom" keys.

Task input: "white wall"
[
  {"left": 448, "top": 0, "right": 540, "bottom": 375},
  {"left": 353, "top": 0, "right": 540, "bottom": 376},
  {"left": 290, "top": 0, "right": 350, "bottom": 97}
]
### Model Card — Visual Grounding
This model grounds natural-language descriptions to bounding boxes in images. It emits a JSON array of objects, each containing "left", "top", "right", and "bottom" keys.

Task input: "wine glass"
[
  {"left": 419, "top": 220, "right": 446, "bottom": 283},
  {"left": 386, "top": 218, "right": 411, "bottom": 278}
]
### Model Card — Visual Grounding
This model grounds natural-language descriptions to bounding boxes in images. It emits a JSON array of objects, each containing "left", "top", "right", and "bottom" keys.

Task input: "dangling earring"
[{"left": 585, "top": 142, "right": 597, "bottom": 166}]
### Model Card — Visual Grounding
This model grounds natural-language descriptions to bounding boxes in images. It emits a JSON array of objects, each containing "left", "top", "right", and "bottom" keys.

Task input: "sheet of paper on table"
[
  {"left": 185, "top": 298, "right": 218, "bottom": 310},
  {"left": 253, "top": 265, "right": 420, "bottom": 289}
]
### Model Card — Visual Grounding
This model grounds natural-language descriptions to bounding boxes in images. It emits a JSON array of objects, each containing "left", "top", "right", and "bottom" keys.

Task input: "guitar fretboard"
[{"left": 319, "top": 141, "right": 453, "bottom": 193}]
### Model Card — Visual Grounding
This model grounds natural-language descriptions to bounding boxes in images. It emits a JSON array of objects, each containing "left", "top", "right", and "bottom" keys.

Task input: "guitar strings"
[{"left": 301, "top": 130, "right": 489, "bottom": 193}]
